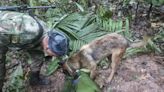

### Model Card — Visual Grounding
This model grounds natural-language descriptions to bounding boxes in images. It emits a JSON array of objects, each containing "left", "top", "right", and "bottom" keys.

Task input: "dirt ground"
[
  {"left": 100, "top": 54, "right": 164, "bottom": 92},
  {"left": 28, "top": 69, "right": 65, "bottom": 92},
  {"left": 28, "top": 54, "right": 164, "bottom": 92}
]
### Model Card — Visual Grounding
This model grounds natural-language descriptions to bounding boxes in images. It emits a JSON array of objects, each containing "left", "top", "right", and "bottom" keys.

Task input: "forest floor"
[
  {"left": 3, "top": 4, "right": 163, "bottom": 92},
  {"left": 100, "top": 54, "right": 164, "bottom": 92},
  {"left": 27, "top": 54, "right": 164, "bottom": 92},
  {"left": 27, "top": 6, "right": 164, "bottom": 92}
]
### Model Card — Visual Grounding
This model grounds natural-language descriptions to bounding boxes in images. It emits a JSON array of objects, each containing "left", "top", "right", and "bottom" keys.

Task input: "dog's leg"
[
  {"left": 89, "top": 62, "right": 97, "bottom": 79},
  {"left": 83, "top": 51, "right": 97, "bottom": 79},
  {"left": 107, "top": 49, "right": 125, "bottom": 83}
]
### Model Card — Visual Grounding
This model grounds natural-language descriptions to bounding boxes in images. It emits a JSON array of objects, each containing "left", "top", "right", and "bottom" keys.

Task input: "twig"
[{"left": 154, "top": 56, "right": 164, "bottom": 59}]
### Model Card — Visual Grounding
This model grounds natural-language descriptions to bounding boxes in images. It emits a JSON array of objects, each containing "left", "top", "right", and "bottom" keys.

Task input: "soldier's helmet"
[{"left": 48, "top": 30, "right": 69, "bottom": 56}]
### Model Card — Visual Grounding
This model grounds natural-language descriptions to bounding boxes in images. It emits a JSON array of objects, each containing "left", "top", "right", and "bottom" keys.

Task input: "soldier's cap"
[{"left": 48, "top": 30, "right": 69, "bottom": 56}]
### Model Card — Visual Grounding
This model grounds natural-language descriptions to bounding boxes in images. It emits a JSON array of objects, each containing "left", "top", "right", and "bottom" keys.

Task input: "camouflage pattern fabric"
[
  {"left": 0, "top": 46, "right": 8, "bottom": 92},
  {"left": 0, "top": 11, "right": 45, "bottom": 50},
  {"left": 0, "top": 11, "right": 50, "bottom": 91}
]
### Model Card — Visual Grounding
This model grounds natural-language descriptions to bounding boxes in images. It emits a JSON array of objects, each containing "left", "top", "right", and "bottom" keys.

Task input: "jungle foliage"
[{"left": 0, "top": 0, "right": 163, "bottom": 92}]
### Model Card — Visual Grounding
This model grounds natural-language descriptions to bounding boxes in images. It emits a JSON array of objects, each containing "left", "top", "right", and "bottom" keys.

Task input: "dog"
[{"left": 59, "top": 33, "right": 147, "bottom": 85}]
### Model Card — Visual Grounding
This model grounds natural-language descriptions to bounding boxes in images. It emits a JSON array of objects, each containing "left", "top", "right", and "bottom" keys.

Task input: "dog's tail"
[
  {"left": 128, "top": 35, "right": 151, "bottom": 48},
  {"left": 129, "top": 40, "right": 146, "bottom": 48}
]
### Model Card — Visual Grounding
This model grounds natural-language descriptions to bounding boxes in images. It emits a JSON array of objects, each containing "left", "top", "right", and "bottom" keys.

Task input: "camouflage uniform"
[{"left": 0, "top": 11, "right": 50, "bottom": 91}]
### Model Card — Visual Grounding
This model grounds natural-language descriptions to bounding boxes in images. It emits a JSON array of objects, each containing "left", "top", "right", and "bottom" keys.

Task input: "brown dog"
[
  {"left": 60, "top": 33, "right": 129, "bottom": 84},
  {"left": 62, "top": 32, "right": 149, "bottom": 86}
]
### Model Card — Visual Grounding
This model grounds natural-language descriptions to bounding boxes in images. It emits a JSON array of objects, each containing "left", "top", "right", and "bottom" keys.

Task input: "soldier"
[{"left": 0, "top": 11, "right": 69, "bottom": 91}]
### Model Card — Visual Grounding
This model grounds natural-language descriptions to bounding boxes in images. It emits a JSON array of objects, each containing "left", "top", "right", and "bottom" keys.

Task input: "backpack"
[{"left": 0, "top": 11, "right": 43, "bottom": 50}]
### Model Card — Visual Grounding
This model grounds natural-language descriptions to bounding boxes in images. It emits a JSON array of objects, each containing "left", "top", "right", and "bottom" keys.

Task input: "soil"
[
  {"left": 27, "top": 54, "right": 164, "bottom": 92},
  {"left": 99, "top": 54, "right": 164, "bottom": 92},
  {"left": 28, "top": 69, "right": 65, "bottom": 92},
  {"left": 2, "top": 2, "right": 163, "bottom": 92}
]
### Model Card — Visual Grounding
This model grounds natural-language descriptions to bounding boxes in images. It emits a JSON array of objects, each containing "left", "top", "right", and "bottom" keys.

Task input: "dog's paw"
[{"left": 95, "top": 77, "right": 105, "bottom": 88}]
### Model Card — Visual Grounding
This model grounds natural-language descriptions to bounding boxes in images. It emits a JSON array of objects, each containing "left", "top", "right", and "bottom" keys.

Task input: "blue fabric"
[
  {"left": 48, "top": 30, "right": 69, "bottom": 56},
  {"left": 72, "top": 70, "right": 80, "bottom": 85},
  {"left": 72, "top": 77, "right": 80, "bottom": 85}
]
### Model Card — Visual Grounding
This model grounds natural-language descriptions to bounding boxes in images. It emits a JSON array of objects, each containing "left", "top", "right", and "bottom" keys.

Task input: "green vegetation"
[{"left": 1, "top": 0, "right": 163, "bottom": 92}]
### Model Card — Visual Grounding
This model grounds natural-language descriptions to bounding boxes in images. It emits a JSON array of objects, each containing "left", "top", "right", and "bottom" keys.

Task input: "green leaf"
[
  {"left": 147, "top": 39, "right": 162, "bottom": 53},
  {"left": 75, "top": 2, "right": 84, "bottom": 12},
  {"left": 111, "top": 21, "right": 116, "bottom": 32},
  {"left": 62, "top": 76, "right": 76, "bottom": 92},
  {"left": 66, "top": 24, "right": 81, "bottom": 32},
  {"left": 53, "top": 14, "right": 70, "bottom": 27},
  {"left": 109, "top": 19, "right": 112, "bottom": 32},
  {"left": 78, "top": 23, "right": 98, "bottom": 37},
  {"left": 124, "top": 47, "right": 147, "bottom": 58},
  {"left": 122, "top": 18, "right": 131, "bottom": 39},
  {"left": 70, "top": 40, "right": 86, "bottom": 52},
  {"left": 76, "top": 72, "right": 100, "bottom": 92},
  {"left": 118, "top": 20, "right": 123, "bottom": 31},
  {"left": 46, "top": 58, "right": 60, "bottom": 75},
  {"left": 82, "top": 32, "right": 107, "bottom": 42},
  {"left": 40, "top": 0, "right": 49, "bottom": 3},
  {"left": 57, "top": 25, "right": 79, "bottom": 39}
]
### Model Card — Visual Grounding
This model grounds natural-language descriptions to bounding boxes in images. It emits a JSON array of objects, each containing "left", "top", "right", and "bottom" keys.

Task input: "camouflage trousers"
[
  {"left": 0, "top": 48, "right": 44, "bottom": 91},
  {"left": 0, "top": 46, "right": 8, "bottom": 92},
  {"left": 27, "top": 50, "right": 44, "bottom": 72}
]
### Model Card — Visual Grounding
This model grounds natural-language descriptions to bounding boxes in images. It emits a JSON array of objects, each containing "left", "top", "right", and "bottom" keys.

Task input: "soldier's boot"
[
  {"left": 29, "top": 71, "right": 50, "bottom": 86},
  {"left": 0, "top": 47, "right": 8, "bottom": 92}
]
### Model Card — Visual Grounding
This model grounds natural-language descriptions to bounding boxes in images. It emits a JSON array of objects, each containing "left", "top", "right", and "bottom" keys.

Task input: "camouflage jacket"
[{"left": 0, "top": 11, "right": 50, "bottom": 50}]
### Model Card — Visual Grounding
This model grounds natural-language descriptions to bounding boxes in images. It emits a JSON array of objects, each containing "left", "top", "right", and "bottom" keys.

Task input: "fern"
[
  {"left": 97, "top": 17, "right": 131, "bottom": 38},
  {"left": 70, "top": 40, "right": 87, "bottom": 52},
  {"left": 53, "top": 13, "right": 105, "bottom": 52}
]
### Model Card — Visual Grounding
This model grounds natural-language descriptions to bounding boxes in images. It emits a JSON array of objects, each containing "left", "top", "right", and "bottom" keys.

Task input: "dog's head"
[
  {"left": 58, "top": 58, "right": 81, "bottom": 84},
  {"left": 58, "top": 53, "right": 81, "bottom": 76},
  {"left": 58, "top": 59, "right": 76, "bottom": 77},
  {"left": 58, "top": 59, "right": 70, "bottom": 75}
]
